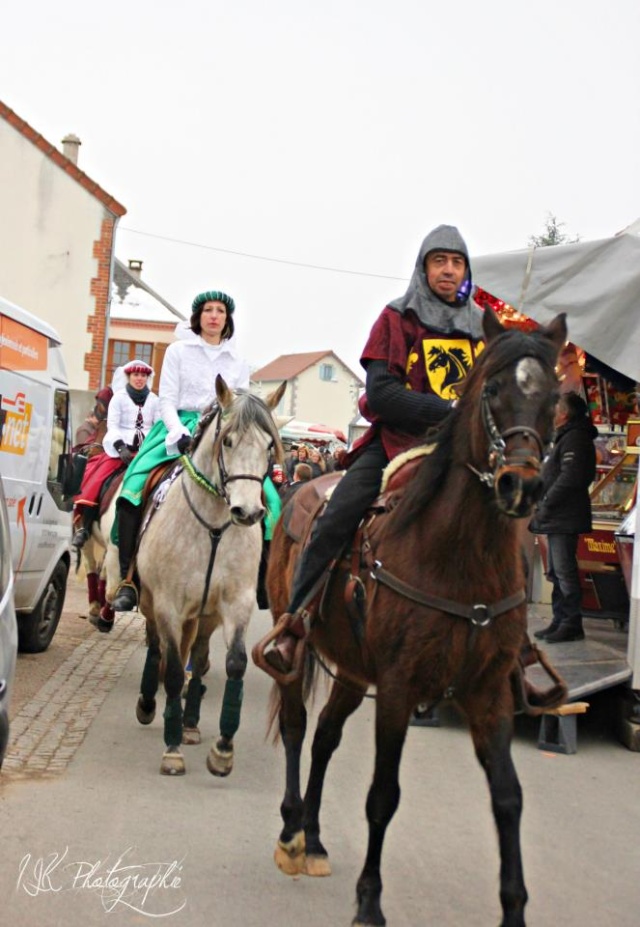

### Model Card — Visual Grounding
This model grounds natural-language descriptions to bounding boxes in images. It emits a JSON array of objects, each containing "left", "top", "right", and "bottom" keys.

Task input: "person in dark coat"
[{"left": 529, "top": 391, "right": 598, "bottom": 643}]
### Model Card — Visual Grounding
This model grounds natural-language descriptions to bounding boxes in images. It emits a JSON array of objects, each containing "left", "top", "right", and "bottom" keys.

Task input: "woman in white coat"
[
  {"left": 72, "top": 360, "right": 159, "bottom": 548},
  {"left": 111, "top": 291, "right": 250, "bottom": 611}
]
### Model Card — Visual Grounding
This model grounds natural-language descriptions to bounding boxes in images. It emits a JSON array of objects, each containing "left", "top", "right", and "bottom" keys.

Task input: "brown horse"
[
  {"left": 255, "top": 307, "right": 567, "bottom": 927},
  {"left": 73, "top": 415, "right": 110, "bottom": 618}
]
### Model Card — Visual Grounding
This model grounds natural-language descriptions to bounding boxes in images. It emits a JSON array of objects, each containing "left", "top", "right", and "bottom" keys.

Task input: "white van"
[
  {"left": 0, "top": 295, "right": 74, "bottom": 652},
  {"left": 0, "top": 474, "right": 18, "bottom": 766}
]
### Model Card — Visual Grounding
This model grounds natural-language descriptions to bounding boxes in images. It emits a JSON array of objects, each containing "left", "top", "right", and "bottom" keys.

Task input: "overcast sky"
[{"left": 4, "top": 0, "right": 639, "bottom": 376}]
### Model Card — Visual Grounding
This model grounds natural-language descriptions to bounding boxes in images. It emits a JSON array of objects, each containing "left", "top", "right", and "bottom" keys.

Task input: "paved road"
[{"left": 1, "top": 589, "right": 640, "bottom": 926}]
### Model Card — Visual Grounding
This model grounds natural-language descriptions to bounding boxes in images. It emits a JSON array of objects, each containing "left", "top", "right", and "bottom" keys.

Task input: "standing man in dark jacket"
[{"left": 530, "top": 391, "right": 598, "bottom": 643}]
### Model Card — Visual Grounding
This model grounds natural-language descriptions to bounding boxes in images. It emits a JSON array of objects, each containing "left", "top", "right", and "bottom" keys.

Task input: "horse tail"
[
  {"left": 265, "top": 650, "right": 320, "bottom": 745},
  {"left": 266, "top": 684, "right": 281, "bottom": 744}
]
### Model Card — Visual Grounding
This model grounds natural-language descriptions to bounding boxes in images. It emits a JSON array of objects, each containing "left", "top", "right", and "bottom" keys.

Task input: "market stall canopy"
[
  {"left": 279, "top": 420, "right": 347, "bottom": 445},
  {"left": 473, "top": 222, "right": 640, "bottom": 383}
]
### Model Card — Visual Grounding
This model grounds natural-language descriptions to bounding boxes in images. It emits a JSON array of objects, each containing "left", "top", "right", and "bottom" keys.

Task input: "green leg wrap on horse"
[
  {"left": 219, "top": 678, "right": 244, "bottom": 740},
  {"left": 163, "top": 695, "right": 183, "bottom": 748},
  {"left": 140, "top": 648, "right": 161, "bottom": 702},
  {"left": 183, "top": 678, "right": 207, "bottom": 728}
]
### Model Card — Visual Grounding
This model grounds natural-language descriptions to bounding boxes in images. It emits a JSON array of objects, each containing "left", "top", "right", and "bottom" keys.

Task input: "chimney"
[
  {"left": 61, "top": 133, "right": 82, "bottom": 165},
  {"left": 128, "top": 259, "right": 143, "bottom": 278}
]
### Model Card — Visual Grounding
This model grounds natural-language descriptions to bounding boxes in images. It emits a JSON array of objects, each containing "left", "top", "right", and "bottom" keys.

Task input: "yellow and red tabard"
[
  {"left": 408, "top": 334, "right": 485, "bottom": 401},
  {"left": 357, "top": 306, "right": 485, "bottom": 458}
]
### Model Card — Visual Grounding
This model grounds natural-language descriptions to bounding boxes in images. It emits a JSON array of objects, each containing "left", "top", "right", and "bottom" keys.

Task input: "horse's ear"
[
  {"left": 482, "top": 304, "right": 506, "bottom": 343},
  {"left": 215, "top": 374, "right": 234, "bottom": 409},
  {"left": 265, "top": 380, "right": 287, "bottom": 411},
  {"left": 541, "top": 312, "right": 568, "bottom": 358}
]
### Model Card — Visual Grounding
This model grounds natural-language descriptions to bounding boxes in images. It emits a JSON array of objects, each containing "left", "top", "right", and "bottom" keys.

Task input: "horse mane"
[
  {"left": 191, "top": 390, "right": 284, "bottom": 463},
  {"left": 386, "top": 325, "right": 560, "bottom": 536}
]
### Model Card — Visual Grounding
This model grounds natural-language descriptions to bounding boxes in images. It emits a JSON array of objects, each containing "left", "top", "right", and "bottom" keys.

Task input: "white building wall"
[
  {"left": 294, "top": 360, "right": 359, "bottom": 434},
  {"left": 0, "top": 119, "right": 108, "bottom": 389}
]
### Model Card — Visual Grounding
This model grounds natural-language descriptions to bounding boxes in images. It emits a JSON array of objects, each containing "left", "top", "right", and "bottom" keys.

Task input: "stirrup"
[
  {"left": 72, "top": 527, "right": 90, "bottom": 549},
  {"left": 111, "top": 581, "right": 139, "bottom": 612},
  {"left": 251, "top": 613, "right": 306, "bottom": 686},
  {"left": 512, "top": 643, "right": 568, "bottom": 717}
]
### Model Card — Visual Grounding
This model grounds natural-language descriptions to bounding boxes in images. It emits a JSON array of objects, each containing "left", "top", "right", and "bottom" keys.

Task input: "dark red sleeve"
[{"left": 360, "top": 307, "right": 411, "bottom": 380}]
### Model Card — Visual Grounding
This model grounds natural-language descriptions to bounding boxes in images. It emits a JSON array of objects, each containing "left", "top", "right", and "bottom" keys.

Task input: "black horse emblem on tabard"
[{"left": 426, "top": 344, "right": 473, "bottom": 397}]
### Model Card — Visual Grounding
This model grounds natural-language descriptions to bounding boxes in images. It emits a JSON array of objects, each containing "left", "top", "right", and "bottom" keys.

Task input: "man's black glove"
[
  {"left": 177, "top": 434, "right": 192, "bottom": 455},
  {"left": 114, "top": 440, "right": 134, "bottom": 465}
]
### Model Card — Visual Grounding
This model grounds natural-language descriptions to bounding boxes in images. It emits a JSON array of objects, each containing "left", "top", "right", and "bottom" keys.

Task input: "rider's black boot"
[
  {"left": 111, "top": 501, "right": 142, "bottom": 612},
  {"left": 264, "top": 520, "right": 338, "bottom": 676},
  {"left": 72, "top": 506, "right": 95, "bottom": 549}
]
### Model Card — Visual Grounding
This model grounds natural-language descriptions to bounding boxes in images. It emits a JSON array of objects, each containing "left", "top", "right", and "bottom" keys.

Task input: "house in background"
[
  {"left": 0, "top": 100, "right": 125, "bottom": 392},
  {"left": 0, "top": 100, "right": 185, "bottom": 432},
  {"left": 108, "top": 258, "right": 184, "bottom": 386},
  {"left": 251, "top": 351, "right": 364, "bottom": 438}
]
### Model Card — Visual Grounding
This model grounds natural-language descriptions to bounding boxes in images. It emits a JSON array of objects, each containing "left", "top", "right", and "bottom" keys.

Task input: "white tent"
[
  {"left": 473, "top": 222, "right": 640, "bottom": 383},
  {"left": 280, "top": 420, "right": 347, "bottom": 446},
  {"left": 476, "top": 222, "right": 640, "bottom": 687}
]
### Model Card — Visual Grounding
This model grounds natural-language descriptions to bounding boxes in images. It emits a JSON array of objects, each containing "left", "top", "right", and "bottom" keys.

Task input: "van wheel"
[{"left": 18, "top": 561, "right": 69, "bottom": 653}]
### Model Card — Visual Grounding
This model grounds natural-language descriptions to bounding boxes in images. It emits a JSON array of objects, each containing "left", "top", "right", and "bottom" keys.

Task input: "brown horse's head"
[{"left": 464, "top": 306, "right": 566, "bottom": 517}]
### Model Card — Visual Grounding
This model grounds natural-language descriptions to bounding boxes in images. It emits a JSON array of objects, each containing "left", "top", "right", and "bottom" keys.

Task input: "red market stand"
[{"left": 472, "top": 228, "right": 640, "bottom": 750}]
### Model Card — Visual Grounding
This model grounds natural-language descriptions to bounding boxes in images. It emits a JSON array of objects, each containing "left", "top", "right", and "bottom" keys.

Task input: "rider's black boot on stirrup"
[{"left": 111, "top": 502, "right": 141, "bottom": 612}]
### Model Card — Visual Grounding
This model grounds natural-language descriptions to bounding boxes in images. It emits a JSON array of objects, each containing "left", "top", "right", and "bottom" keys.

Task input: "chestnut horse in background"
[
  {"left": 73, "top": 416, "right": 111, "bottom": 619},
  {"left": 258, "top": 307, "right": 567, "bottom": 927}
]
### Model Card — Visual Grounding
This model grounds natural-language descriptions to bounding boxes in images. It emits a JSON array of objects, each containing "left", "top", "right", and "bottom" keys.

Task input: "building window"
[
  {"left": 107, "top": 341, "right": 153, "bottom": 385},
  {"left": 319, "top": 363, "right": 336, "bottom": 382}
]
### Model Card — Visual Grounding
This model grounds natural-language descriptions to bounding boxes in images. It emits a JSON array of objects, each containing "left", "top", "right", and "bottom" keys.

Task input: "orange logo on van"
[
  {"left": 0, "top": 314, "right": 48, "bottom": 371},
  {"left": 0, "top": 391, "right": 32, "bottom": 455}
]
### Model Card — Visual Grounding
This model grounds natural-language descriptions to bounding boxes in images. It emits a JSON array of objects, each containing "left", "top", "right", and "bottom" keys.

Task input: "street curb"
[{"left": 1, "top": 612, "right": 144, "bottom": 781}]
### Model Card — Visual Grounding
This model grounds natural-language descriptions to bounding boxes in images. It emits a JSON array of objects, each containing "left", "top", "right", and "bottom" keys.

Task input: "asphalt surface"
[{"left": 1, "top": 588, "right": 640, "bottom": 926}]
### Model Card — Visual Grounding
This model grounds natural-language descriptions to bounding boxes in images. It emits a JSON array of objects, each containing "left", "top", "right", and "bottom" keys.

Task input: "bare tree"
[{"left": 529, "top": 213, "right": 580, "bottom": 247}]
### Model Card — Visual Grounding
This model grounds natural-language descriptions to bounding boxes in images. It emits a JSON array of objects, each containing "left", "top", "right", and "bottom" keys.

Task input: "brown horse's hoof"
[
  {"left": 206, "top": 738, "right": 234, "bottom": 777},
  {"left": 182, "top": 726, "right": 201, "bottom": 745},
  {"left": 303, "top": 854, "right": 331, "bottom": 877},
  {"left": 160, "top": 749, "right": 185, "bottom": 776},
  {"left": 274, "top": 831, "right": 306, "bottom": 876}
]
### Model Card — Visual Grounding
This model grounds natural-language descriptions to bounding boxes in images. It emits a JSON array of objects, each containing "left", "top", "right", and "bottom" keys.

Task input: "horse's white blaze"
[
  {"left": 222, "top": 426, "right": 271, "bottom": 523},
  {"left": 515, "top": 357, "right": 546, "bottom": 396}
]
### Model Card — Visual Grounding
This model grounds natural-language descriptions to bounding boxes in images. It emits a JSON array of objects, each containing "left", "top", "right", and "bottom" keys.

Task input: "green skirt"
[{"left": 112, "top": 411, "right": 200, "bottom": 542}]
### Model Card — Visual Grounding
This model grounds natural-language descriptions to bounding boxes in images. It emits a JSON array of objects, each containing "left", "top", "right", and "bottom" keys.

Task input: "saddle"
[
  {"left": 97, "top": 468, "right": 125, "bottom": 518},
  {"left": 137, "top": 459, "right": 183, "bottom": 537},
  {"left": 278, "top": 452, "right": 567, "bottom": 716},
  {"left": 282, "top": 472, "right": 343, "bottom": 543}
]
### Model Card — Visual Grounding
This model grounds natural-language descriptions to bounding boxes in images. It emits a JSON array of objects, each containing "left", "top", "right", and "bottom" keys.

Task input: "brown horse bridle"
[{"left": 466, "top": 382, "right": 550, "bottom": 487}]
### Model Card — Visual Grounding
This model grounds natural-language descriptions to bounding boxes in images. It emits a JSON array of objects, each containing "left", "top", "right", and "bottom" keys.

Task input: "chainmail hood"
[{"left": 388, "top": 224, "right": 484, "bottom": 338}]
